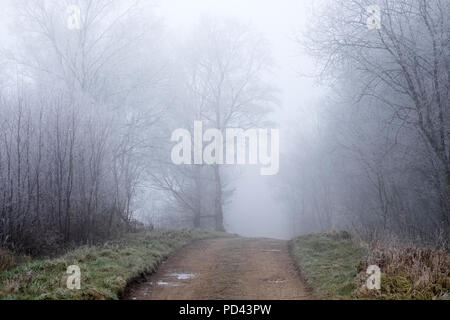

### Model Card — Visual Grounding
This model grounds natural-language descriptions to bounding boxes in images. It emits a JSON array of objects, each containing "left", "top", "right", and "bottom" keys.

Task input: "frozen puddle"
[
  {"left": 267, "top": 279, "right": 286, "bottom": 284},
  {"left": 153, "top": 272, "right": 197, "bottom": 287},
  {"left": 155, "top": 281, "right": 181, "bottom": 287},
  {"left": 169, "top": 273, "right": 197, "bottom": 280}
]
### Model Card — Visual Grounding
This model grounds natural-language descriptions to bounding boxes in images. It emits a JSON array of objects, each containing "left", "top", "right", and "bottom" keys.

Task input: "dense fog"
[{"left": 0, "top": 0, "right": 448, "bottom": 253}]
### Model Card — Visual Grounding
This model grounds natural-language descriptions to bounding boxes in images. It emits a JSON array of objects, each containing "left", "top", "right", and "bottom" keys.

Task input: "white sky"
[{"left": 155, "top": 0, "right": 318, "bottom": 107}]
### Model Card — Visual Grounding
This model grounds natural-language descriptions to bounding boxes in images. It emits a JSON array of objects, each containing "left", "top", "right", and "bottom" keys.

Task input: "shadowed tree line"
[{"left": 281, "top": 0, "right": 449, "bottom": 246}]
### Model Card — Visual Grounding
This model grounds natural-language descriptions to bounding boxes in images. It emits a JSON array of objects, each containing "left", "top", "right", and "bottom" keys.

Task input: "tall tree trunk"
[
  {"left": 213, "top": 165, "right": 225, "bottom": 232},
  {"left": 443, "top": 170, "right": 450, "bottom": 239},
  {"left": 193, "top": 211, "right": 201, "bottom": 228}
]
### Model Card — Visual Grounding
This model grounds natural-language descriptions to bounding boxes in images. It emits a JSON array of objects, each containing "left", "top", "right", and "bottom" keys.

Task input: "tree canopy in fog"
[{"left": 285, "top": 0, "right": 450, "bottom": 243}]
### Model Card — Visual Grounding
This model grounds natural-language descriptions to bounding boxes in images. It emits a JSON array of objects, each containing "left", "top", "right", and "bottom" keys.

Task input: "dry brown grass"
[
  {"left": 0, "top": 248, "right": 15, "bottom": 272},
  {"left": 356, "top": 244, "right": 450, "bottom": 299}
]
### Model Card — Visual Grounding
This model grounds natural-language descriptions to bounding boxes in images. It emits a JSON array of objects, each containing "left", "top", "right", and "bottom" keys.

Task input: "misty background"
[
  {"left": 156, "top": 0, "right": 323, "bottom": 239},
  {"left": 0, "top": 0, "right": 448, "bottom": 254}
]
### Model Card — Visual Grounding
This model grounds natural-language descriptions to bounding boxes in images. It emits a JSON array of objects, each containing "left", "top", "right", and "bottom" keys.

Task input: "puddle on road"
[
  {"left": 266, "top": 278, "right": 286, "bottom": 284},
  {"left": 155, "top": 281, "right": 181, "bottom": 287},
  {"left": 148, "top": 272, "right": 197, "bottom": 288},
  {"left": 169, "top": 273, "right": 197, "bottom": 280}
]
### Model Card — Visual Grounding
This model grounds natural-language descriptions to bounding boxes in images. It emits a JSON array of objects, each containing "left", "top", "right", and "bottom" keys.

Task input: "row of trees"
[
  {"left": 282, "top": 0, "right": 449, "bottom": 245},
  {"left": 0, "top": 0, "right": 166, "bottom": 253},
  {"left": 0, "top": 1, "right": 275, "bottom": 252}
]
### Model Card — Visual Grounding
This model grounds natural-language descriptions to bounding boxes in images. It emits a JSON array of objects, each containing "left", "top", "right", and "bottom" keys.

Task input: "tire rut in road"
[{"left": 124, "top": 237, "right": 311, "bottom": 300}]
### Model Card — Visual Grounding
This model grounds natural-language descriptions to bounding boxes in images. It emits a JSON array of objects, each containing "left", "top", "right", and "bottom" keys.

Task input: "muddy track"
[{"left": 124, "top": 238, "right": 311, "bottom": 300}]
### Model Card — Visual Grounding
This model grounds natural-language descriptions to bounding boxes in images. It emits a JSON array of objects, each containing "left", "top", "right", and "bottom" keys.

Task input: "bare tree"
[
  {"left": 180, "top": 18, "right": 277, "bottom": 231},
  {"left": 293, "top": 0, "right": 450, "bottom": 243},
  {"left": 0, "top": 0, "right": 167, "bottom": 252}
]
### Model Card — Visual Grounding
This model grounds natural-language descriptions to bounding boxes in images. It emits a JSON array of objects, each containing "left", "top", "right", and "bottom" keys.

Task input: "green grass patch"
[
  {"left": 290, "top": 231, "right": 367, "bottom": 299},
  {"left": 0, "top": 229, "right": 228, "bottom": 300}
]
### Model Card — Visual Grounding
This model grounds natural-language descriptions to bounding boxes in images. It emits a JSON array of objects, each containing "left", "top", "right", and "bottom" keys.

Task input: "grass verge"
[
  {"left": 0, "top": 229, "right": 227, "bottom": 300},
  {"left": 291, "top": 231, "right": 450, "bottom": 300},
  {"left": 290, "top": 231, "right": 366, "bottom": 299}
]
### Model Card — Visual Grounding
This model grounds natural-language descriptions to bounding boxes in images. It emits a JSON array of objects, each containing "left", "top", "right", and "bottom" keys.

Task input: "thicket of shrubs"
[{"left": 357, "top": 243, "right": 450, "bottom": 299}]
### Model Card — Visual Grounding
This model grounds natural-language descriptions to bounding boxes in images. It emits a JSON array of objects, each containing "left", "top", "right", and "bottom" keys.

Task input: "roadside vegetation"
[
  {"left": 356, "top": 243, "right": 450, "bottom": 300},
  {"left": 0, "top": 229, "right": 227, "bottom": 300},
  {"left": 291, "top": 231, "right": 367, "bottom": 299},
  {"left": 291, "top": 232, "right": 450, "bottom": 300}
]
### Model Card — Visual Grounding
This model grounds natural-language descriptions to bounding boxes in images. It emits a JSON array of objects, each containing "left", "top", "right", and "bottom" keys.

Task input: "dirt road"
[{"left": 124, "top": 238, "right": 311, "bottom": 300}]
